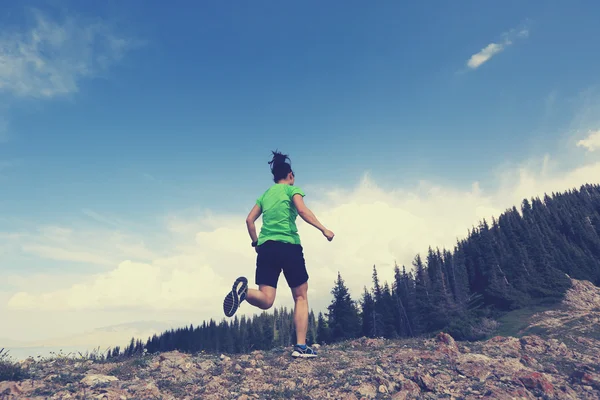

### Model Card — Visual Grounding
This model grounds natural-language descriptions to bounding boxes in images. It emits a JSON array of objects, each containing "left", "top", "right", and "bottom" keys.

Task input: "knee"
[
  {"left": 293, "top": 293, "right": 307, "bottom": 303},
  {"left": 292, "top": 282, "right": 308, "bottom": 303},
  {"left": 260, "top": 297, "right": 275, "bottom": 310}
]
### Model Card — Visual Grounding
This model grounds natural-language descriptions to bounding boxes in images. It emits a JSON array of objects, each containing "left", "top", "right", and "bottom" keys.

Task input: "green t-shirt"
[{"left": 256, "top": 184, "right": 305, "bottom": 245}]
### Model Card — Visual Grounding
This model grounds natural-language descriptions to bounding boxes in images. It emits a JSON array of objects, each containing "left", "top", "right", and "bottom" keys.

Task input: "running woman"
[{"left": 222, "top": 150, "right": 334, "bottom": 358}]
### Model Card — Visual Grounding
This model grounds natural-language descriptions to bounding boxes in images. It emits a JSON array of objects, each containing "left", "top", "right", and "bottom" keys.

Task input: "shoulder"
[
  {"left": 257, "top": 185, "right": 273, "bottom": 202},
  {"left": 286, "top": 185, "right": 305, "bottom": 197}
]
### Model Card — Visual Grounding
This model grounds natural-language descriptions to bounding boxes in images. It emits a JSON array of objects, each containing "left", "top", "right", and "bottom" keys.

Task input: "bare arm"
[
  {"left": 246, "top": 204, "right": 262, "bottom": 243},
  {"left": 293, "top": 194, "right": 334, "bottom": 240}
]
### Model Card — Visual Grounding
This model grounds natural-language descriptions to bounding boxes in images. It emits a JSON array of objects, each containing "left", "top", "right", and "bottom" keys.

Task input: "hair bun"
[
  {"left": 268, "top": 150, "right": 293, "bottom": 182},
  {"left": 268, "top": 150, "right": 290, "bottom": 168}
]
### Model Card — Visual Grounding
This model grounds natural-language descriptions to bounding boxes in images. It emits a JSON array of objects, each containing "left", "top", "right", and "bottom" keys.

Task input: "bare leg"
[
  {"left": 291, "top": 282, "right": 309, "bottom": 344},
  {"left": 246, "top": 285, "right": 276, "bottom": 310}
]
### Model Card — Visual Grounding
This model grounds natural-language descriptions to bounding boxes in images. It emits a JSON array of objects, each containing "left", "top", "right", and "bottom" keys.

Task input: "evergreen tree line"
[
  {"left": 108, "top": 183, "right": 600, "bottom": 357},
  {"left": 108, "top": 308, "right": 319, "bottom": 358}
]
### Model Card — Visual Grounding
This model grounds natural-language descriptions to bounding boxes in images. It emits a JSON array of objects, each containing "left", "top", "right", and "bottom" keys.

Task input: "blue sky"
[
  {"left": 2, "top": 1, "right": 600, "bottom": 350},
  {"left": 2, "top": 1, "right": 599, "bottom": 224}
]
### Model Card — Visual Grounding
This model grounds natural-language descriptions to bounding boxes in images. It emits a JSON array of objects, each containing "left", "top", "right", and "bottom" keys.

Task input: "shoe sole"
[
  {"left": 291, "top": 351, "right": 317, "bottom": 359},
  {"left": 223, "top": 277, "right": 248, "bottom": 317}
]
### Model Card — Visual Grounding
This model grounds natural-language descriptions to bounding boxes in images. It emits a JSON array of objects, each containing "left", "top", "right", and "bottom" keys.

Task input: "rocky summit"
[{"left": 1, "top": 278, "right": 599, "bottom": 399}]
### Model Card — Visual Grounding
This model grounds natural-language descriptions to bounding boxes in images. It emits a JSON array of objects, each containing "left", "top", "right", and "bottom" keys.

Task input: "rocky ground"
[{"left": 1, "top": 278, "right": 599, "bottom": 399}]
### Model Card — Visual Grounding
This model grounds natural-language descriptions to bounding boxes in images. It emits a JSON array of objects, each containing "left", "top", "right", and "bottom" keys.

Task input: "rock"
[
  {"left": 520, "top": 354, "right": 543, "bottom": 369},
  {"left": 518, "top": 371, "right": 555, "bottom": 396},
  {"left": 482, "top": 336, "right": 522, "bottom": 358},
  {"left": 455, "top": 353, "right": 492, "bottom": 382},
  {"left": 198, "top": 360, "right": 216, "bottom": 371},
  {"left": 93, "top": 389, "right": 128, "bottom": 400},
  {"left": 520, "top": 335, "right": 547, "bottom": 354},
  {"left": 413, "top": 371, "right": 436, "bottom": 392},
  {"left": 126, "top": 380, "right": 161, "bottom": 398},
  {"left": 571, "top": 370, "right": 600, "bottom": 390},
  {"left": 378, "top": 384, "right": 388, "bottom": 393},
  {"left": 563, "top": 279, "right": 600, "bottom": 310},
  {"left": 0, "top": 382, "right": 23, "bottom": 396},
  {"left": 81, "top": 374, "right": 119, "bottom": 387},
  {"left": 159, "top": 350, "right": 188, "bottom": 363},
  {"left": 435, "top": 332, "right": 460, "bottom": 356},
  {"left": 396, "top": 379, "right": 421, "bottom": 398},
  {"left": 544, "top": 364, "right": 559, "bottom": 374},
  {"left": 392, "top": 392, "right": 408, "bottom": 400},
  {"left": 313, "top": 344, "right": 321, "bottom": 349},
  {"left": 357, "top": 383, "right": 377, "bottom": 398}
]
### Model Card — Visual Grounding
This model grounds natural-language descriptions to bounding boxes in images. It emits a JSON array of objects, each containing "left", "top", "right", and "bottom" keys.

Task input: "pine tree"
[
  {"left": 413, "top": 254, "right": 431, "bottom": 334},
  {"left": 380, "top": 282, "right": 398, "bottom": 338},
  {"left": 316, "top": 312, "right": 331, "bottom": 344},
  {"left": 370, "top": 266, "right": 385, "bottom": 337},
  {"left": 360, "top": 286, "right": 376, "bottom": 337},
  {"left": 393, "top": 263, "right": 415, "bottom": 337},
  {"left": 307, "top": 310, "right": 317, "bottom": 345},
  {"left": 327, "top": 272, "right": 360, "bottom": 342}
]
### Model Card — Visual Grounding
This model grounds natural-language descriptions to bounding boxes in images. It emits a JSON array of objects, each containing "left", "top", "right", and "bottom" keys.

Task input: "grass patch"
[
  {"left": 156, "top": 379, "right": 193, "bottom": 398},
  {"left": 0, "top": 348, "right": 30, "bottom": 382},
  {"left": 495, "top": 302, "right": 558, "bottom": 337},
  {"left": 109, "top": 361, "right": 140, "bottom": 380},
  {"left": 49, "top": 372, "right": 85, "bottom": 385},
  {"left": 32, "top": 387, "right": 54, "bottom": 396},
  {"left": 262, "top": 386, "right": 312, "bottom": 399},
  {"left": 519, "top": 325, "right": 550, "bottom": 337}
]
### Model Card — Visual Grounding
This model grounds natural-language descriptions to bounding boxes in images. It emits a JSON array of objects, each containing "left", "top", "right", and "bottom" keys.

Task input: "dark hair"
[{"left": 268, "top": 150, "right": 293, "bottom": 182}]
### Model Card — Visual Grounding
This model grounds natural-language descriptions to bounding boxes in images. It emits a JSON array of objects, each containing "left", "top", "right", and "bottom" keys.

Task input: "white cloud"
[
  {"left": 467, "top": 43, "right": 506, "bottom": 69},
  {"left": 7, "top": 260, "right": 226, "bottom": 312},
  {"left": 0, "top": 9, "right": 135, "bottom": 99},
  {"left": 21, "top": 245, "right": 116, "bottom": 266},
  {"left": 577, "top": 130, "right": 600, "bottom": 152},
  {"left": 1, "top": 223, "right": 161, "bottom": 268},
  {"left": 466, "top": 26, "right": 529, "bottom": 70}
]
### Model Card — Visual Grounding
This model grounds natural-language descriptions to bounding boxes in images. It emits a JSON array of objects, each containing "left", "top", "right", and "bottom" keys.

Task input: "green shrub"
[
  {"left": 445, "top": 317, "right": 499, "bottom": 341},
  {"left": 0, "top": 348, "right": 30, "bottom": 382}
]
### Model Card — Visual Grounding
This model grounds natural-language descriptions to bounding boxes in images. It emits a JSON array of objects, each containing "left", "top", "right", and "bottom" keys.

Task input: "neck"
[{"left": 277, "top": 179, "right": 292, "bottom": 185}]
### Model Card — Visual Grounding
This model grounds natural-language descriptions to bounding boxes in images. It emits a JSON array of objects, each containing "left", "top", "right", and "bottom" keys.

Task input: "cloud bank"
[{"left": 4, "top": 144, "right": 600, "bottom": 320}]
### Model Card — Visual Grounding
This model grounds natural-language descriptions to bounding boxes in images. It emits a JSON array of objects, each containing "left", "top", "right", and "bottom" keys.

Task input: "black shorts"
[{"left": 255, "top": 240, "right": 308, "bottom": 289}]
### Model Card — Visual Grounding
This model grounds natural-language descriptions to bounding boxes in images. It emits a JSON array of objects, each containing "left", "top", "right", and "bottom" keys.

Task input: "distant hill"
[{"left": 108, "top": 183, "right": 600, "bottom": 357}]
